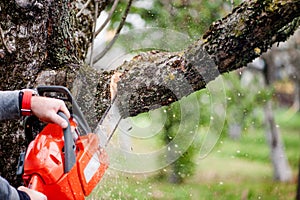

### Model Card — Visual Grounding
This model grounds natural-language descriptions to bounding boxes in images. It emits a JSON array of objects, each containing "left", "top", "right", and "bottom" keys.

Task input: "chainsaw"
[{"left": 16, "top": 85, "right": 122, "bottom": 200}]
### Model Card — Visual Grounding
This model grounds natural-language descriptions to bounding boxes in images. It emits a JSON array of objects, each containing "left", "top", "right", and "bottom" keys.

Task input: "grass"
[{"left": 87, "top": 108, "right": 300, "bottom": 200}]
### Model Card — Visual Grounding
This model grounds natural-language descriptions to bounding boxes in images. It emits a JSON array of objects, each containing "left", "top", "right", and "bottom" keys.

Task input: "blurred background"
[{"left": 84, "top": 0, "right": 300, "bottom": 199}]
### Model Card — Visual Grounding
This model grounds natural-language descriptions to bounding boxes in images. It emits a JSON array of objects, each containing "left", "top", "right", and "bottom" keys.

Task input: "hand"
[
  {"left": 18, "top": 186, "right": 47, "bottom": 200},
  {"left": 30, "top": 96, "right": 70, "bottom": 128}
]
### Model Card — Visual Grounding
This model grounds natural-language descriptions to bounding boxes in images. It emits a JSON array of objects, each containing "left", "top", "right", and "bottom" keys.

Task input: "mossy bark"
[{"left": 0, "top": 0, "right": 299, "bottom": 186}]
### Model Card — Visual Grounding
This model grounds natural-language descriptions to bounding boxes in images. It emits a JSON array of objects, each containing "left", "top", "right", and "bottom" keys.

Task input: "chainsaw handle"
[
  {"left": 58, "top": 112, "right": 76, "bottom": 173},
  {"left": 37, "top": 85, "right": 91, "bottom": 135},
  {"left": 37, "top": 85, "right": 73, "bottom": 102}
]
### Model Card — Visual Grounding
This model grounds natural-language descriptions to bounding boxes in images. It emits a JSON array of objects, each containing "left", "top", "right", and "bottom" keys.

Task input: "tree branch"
[{"left": 114, "top": 0, "right": 300, "bottom": 118}]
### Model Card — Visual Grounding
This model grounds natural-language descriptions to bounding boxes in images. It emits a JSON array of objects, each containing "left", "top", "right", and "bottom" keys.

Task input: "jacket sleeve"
[
  {"left": 0, "top": 176, "right": 20, "bottom": 200},
  {"left": 0, "top": 91, "right": 21, "bottom": 120}
]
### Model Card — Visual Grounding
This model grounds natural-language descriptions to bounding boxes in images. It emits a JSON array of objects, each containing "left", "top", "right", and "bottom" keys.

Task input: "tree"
[
  {"left": 261, "top": 49, "right": 293, "bottom": 182},
  {"left": 0, "top": 0, "right": 299, "bottom": 186}
]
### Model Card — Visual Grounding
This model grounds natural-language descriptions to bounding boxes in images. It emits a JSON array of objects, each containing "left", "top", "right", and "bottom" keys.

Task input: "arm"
[
  {"left": 0, "top": 176, "right": 21, "bottom": 200},
  {"left": 0, "top": 91, "right": 20, "bottom": 120},
  {"left": 0, "top": 176, "right": 47, "bottom": 200},
  {"left": 0, "top": 90, "right": 70, "bottom": 128}
]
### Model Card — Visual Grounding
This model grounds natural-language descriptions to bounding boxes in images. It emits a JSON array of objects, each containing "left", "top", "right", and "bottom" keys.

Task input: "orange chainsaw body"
[{"left": 22, "top": 119, "right": 109, "bottom": 200}]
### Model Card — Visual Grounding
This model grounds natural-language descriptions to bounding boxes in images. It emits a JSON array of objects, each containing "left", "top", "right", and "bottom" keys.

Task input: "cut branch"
[{"left": 114, "top": 0, "right": 300, "bottom": 118}]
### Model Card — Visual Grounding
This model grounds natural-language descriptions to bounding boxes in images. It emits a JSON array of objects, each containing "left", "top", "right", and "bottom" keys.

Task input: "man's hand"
[
  {"left": 18, "top": 186, "right": 47, "bottom": 200},
  {"left": 30, "top": 96, "right": 70, "bottom": 128}
]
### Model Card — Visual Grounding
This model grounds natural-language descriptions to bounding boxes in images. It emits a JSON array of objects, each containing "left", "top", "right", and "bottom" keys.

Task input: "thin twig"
[
  {"left": 95, "top": 0, "right": 120, "bottom": 38},
  {"left": 76, "top": 0, "right": 92, "bottom": 18},
  {"left": 93, "top": 0, "right": 133, "bottom": 64},
  {"left": 89, "top": 0, "right": 99, "bottom": 67}
]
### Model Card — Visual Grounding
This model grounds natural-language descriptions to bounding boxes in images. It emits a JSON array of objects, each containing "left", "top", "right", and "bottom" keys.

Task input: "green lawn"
[{"left": 87, "top": 108, "right": 300, "bottom": 200}]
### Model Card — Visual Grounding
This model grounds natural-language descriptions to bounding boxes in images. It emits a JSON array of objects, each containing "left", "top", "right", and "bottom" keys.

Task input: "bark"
[
  {"left": 0, "top": 0, "right": 79, "bottom": 185},
  {"left": 0, "top": 0, "right": 109, "bottom": 185},
  {"left": 0, "top": 0, "right": 299, "bottom": 185}
]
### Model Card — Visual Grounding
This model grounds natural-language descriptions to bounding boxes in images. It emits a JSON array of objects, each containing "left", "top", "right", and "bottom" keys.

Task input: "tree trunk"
[
  {"left": 261, "top": 48, "right": 293, "bottom": 182},
  {"left": 264, "top": 101, "right": 292, "bottom": 181},
  {"left": 0, "top": 0, "right": 300, "bottom": 185},
  {"left": 0, "top": 0, "right": 110, "bottom": 185}
]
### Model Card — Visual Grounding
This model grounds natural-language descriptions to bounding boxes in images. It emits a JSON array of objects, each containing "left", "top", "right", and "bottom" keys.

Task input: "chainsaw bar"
[{"left": 94, "top": 96, "right": 122, "bottom": 147}]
